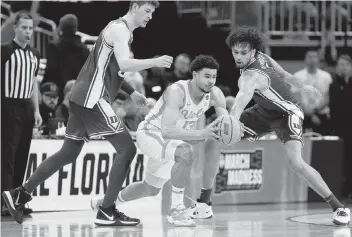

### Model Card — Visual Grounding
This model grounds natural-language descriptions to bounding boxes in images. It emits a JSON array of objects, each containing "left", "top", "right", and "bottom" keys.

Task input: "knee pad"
[{"left": 145, "top": 171, "right": 168, "bottom": 189}]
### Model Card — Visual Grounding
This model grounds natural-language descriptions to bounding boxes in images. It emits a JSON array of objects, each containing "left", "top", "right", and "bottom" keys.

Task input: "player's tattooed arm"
[
  {"left": 106, "top": 23, "right": 155, "bottom": 72},
  {"left": 161, "top": 85, "right": 204, "bottom": 140},
  {"left": 211, "top": 86, "right": 228, "bottom": 117},
  {"left": 230, "top": 71, "right": 258, "bottom": 120},
  {"left": 266, "top": 54, "right": 303, "bottom": 88}
]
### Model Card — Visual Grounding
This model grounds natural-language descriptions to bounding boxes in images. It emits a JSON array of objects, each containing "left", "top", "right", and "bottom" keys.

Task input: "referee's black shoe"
[
  {"left": 2, "top": 186, "right": 32, "bottom": 224},
  {"left": 94, "top": 204, "right": 140, "bottom": 226}
]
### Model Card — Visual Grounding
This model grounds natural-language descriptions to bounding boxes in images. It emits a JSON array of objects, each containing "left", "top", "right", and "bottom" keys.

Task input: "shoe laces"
[
  {"left": 337, "top": 209, "right": 349, "bottom": 217},
  {"left": 112, "top": 206, "right": 132, "bottom": 220},
  {"left": 184, "top": 195, "right": 197, "bottom": 209}
]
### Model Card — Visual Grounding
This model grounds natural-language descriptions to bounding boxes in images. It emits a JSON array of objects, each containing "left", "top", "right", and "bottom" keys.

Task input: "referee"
[{"left": 1, "top": 11, "right": 42, "bottom": 216}]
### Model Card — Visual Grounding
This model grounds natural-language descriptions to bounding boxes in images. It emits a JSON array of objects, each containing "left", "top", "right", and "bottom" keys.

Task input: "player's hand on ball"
[
  {"left": 154, "top": 55, "right": 173, "bottom": 68},
  {"left": 201, "top": 116, "right": 222, "bottom": 140},
  {"left": 302, "top": 85, "right": 322, "bottom": 98},
  {"left": 130, "top": 91, "right": 147, "bottom": 107}
]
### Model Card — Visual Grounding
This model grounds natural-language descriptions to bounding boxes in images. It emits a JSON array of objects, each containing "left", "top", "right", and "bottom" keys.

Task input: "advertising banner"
[{"left": 24, "top": 140, "right": 148, "bottom": 211}]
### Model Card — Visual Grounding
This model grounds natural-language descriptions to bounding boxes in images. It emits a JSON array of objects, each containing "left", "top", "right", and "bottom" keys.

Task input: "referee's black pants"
[{"left": 1, "top": 98, "right": 34, "bottom": 206}]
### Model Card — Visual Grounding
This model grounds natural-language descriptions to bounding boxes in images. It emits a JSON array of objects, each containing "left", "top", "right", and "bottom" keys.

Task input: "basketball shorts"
[
  {"left": 136, "top": 121, "right": 187, "bottom": 187},
  {"left": 240, "top": 105, "right": 303, "bottom": 145},
  {"left": 65, "top": 99, "right": 124, "bottom": 142}
]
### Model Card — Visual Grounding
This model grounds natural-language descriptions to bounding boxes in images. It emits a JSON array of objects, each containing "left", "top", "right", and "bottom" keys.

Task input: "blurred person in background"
[
  {"left": 55, "top": 80, "right": 75, "bottom": 125},
  {"left": 329, "top": 54, "right": 352, "bottom": 200},
  {"left": 293, "top": 49, "right": 333, "bottom": 135},
  {"left": 112, "top": 97, "right": 126, "bottom": 118},
  {"left": 114, "top": 69, "right": 146, "bottom": 132},
  {"left": 164, "top": 53, "right": 191, "bottom": 84},
  {"left": 144, "top": 97, "right": 156, "bottom": 115},
  {"left": 39, "top": 82, "right": 60, "bottom": 135},
  {"left": 143, "top": 55, "right": 168, "bottom": 99},
  {"left": 136, "top": 97, "right": 157, "bottom": 123},
  {"left": 43, "top": 14, "right": 89, "bottom": 100},
  {"left": 124, "top": 71, "right": 145, "bottom": 95},
  {"left": 1, "top": 11, "right": 42, "bottom": 216}
]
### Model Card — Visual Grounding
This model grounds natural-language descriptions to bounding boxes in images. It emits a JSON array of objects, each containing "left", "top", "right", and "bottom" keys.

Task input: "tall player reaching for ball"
[
  {"left": 2, "top": 1, "right": 174, "bottom": 226},
  {"left": 92, "top": 55, "right": 228, "bottom": 226},
  {"left": 196, "top": 26, "right": 350, "bottom": 225}
]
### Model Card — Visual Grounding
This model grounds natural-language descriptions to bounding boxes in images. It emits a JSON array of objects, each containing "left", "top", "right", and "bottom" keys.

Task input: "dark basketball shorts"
[
  {"left": 65, "top": 99, "right": 124, "bottom": 142},
  {"left": 240, "top": 105, "right": 304, "bottom": 145}
]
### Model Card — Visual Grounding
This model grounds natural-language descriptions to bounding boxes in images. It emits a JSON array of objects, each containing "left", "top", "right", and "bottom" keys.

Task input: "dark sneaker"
[
  {"left": 94, "top": 205, "right": 140, "bottom": 226},
  {"left": 23, "top": 204, "right": 33, "bottom": 215},
  {"left": 2, "top": 186, "right": 32, "bottom": 224}
]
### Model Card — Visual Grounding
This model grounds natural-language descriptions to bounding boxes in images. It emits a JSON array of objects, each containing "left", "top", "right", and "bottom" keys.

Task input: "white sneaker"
[
  {"left": 333, "top": 208, "right": 351, "bottom": 225},
  {"left": 167, "top": 205, "right": 196, "bottom": 227},
  {"left": 191, "top": 202, "right": 213, "bottom": 219},
  {"left": 90, "top": 197, "right": 103, "bottom": 212}
]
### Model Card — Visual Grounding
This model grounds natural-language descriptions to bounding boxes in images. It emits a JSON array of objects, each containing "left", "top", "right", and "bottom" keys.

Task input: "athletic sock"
[
  {"left": 325, "top": 193, "right": 344, "bottom": 211},
  {"left": 171, "top": 186, "right": 184, "bottom": 209},
  {"left": 199, "top": 188, "right": 212, "bottom": 205}
]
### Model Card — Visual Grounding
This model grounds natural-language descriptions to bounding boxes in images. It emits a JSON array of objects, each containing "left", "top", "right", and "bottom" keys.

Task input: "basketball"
[{"left": 218, "top": 114, "right": 242, "bottom": 146}]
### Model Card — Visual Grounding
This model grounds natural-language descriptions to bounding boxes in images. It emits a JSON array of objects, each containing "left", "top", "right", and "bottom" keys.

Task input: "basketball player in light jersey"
[
  {"left": 3, "top": 1, "right": 175, "bottom": 226},
  {"left": 195, "top": 26, "right": 350, "bottom": 225},
  {"left": 91, "top": 55, "right": 229, "bottom": 226}
]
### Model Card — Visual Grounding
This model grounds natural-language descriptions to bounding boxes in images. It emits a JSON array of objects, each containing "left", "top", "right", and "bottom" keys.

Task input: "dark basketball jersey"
[
  {"left": 69, "top": 18, "right": 133, "bottom": 108},
  {"left": 241, "top": 52, "right": 303, "bottom": 118}
]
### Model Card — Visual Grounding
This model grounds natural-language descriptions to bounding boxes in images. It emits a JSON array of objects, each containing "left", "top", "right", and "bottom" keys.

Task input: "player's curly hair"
[
  {"left": 225, "top": 26, "right": 265, "bottom": 52},
  {"left": 129, "top": 1, "right": 160, "bottom": 10},
  {"left": 190, "top": 55, "right": 219, "bottom": 72}
]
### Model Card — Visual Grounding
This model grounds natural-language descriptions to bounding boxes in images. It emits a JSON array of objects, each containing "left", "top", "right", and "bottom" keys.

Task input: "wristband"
[{"left": 121, "top": 80, "right": 135, "bottom": 95}]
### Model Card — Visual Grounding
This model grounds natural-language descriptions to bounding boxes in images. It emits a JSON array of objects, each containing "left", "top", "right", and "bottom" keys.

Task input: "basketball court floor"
[{"left": 1, "top": 202, "right": 351, "bottom": 237}]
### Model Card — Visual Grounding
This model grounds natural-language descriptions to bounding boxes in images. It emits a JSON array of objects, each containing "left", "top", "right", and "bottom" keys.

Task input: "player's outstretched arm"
[
  {"left": 230, "top": 72, "right": 257, "bottom": 119},
  {"left": 107, "top": 24, "right": 173, "bottom": 72},
  {"left": 211, "top": 86, "right": 228, "bottom": 117},
  {"left": 266, "top": 54, "right": 322, "bottom": 97},
  {"left": 161, "top": 86, "right": 219, "bottom": 141}
]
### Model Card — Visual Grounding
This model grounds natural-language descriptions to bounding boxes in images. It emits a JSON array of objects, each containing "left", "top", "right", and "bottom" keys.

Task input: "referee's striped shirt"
[{"left": 1, "top": 40, "right": 40, "bottom": 99}]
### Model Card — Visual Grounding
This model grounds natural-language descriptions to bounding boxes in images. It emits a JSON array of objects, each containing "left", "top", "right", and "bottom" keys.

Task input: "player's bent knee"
[
  {"left": 145, "top": 172, "right": 168, "bottom": 189},
  {"left": 61, "top": 138, "right": 84, "bottom": 164},
  {"left": 174, "top": 143, "right": 193, "bottom": 166},
  {"left": 128, "top": 142, "right": 137, "bottom": 158},
  {"left": 142, "top": 181, "right": 161, "bottom": 196}
]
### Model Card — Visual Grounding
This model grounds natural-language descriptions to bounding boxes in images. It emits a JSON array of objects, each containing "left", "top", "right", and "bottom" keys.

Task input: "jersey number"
[
  {"left": 289, "top": 115, "right": 302, "bottom": 136},
  {"left": 183, "top": 121, "right": 196, "bottom": 130}
]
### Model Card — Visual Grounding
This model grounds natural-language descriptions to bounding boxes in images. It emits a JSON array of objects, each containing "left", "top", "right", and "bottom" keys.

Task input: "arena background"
[{"left": 1, "top": 0, "right": 351, "bottom": 213}]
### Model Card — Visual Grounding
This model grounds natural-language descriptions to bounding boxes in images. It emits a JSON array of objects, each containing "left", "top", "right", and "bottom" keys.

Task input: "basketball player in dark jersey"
[
  {"left": 192, "top": 26, "right": 350, "bottom": 225},
  {"left": 2, "top": 1, "right": 174, "bottom": 226},
  {"left": 225, "top": 26, "right": 348, "bottom": 225}
]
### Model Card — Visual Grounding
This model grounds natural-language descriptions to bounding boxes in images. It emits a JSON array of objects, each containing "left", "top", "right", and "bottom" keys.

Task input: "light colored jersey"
[{"left": 143, "top": 80, "right": 211, "bottom": 130}]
